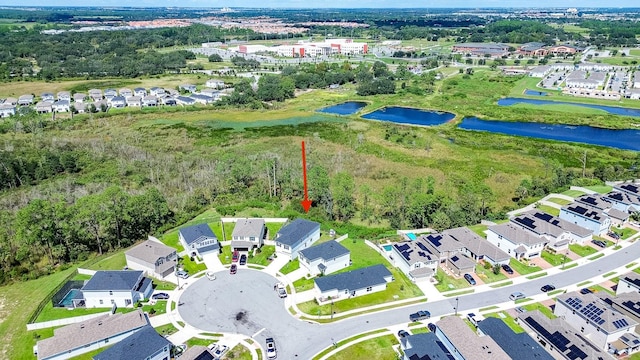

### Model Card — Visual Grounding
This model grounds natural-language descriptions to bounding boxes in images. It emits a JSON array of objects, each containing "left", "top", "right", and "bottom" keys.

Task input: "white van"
[{"left": 509, "top": 291, "right": 525, "bottom": 301}]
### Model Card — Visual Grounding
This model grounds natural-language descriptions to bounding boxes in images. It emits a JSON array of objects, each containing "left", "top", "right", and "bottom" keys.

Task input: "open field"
[{"left": 326, "top": 334, "right": 398, "bottom": 360}]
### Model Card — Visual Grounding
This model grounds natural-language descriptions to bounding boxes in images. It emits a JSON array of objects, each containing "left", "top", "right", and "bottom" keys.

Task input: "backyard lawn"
[
  {"left": 467, "top": 224, "right": 488, "bottom": 237},
  {"left": 327, "top": 334, "right": 398, "bottom": 360},
  {"left": 266, "top": 222, "right": 285, "bottom": 239},
  {"left": 522, "top": 303, "right": 557, "bottom": 319},
  {"left": 583, "top": 185, "right": 613, "bottom": 194},
  {"left": 535, "top": 204, "right": 560, "bottom": 216},
  {"left": 569, "top": 244, "right": 597, "bottom": 257},
  {"left": 36, "top": 303, "right": 110, "bottom": 322},
  {"left": 561, "top": 189, "right": 585, "bottom": 198},
  {"left": 546, "top": 197, "right": 572, "bottom": 206},
  {"left": 509, "top": 258, "right": 542, "bottom": 275},
  {"left": 88, "top": 251, "right": 127, "bottom": 271}
]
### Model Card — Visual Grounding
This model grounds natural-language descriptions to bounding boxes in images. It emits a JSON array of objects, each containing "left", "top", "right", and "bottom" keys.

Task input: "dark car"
[
  {"left": 591, "top": 240, "right": 607, "bottom": 248},
  {"left": 464, "top": 273, "right": 476, "bottom": 286},
  {"left": 427, "top": 323, "right": 436, "bottom": 332},
  {"left": 152, "top": 292, "right": 170, "bottom": 300},
  {"left": 397, "top": 330, "right": 410, "bottom": 338},
  {"left": 239, "top": 254, "right": 247, "bottom": 266},
  {"left": 608, "top": 232, "right": 620, "bottom": 240},
  {"left": 580, "top": 288, "right": 593, "bottom": 294},
  {"left": 502, "top": 264, "right": 514, "bottom": 275},
  {"left": 230, "top": 264, "right": 237, "bottom": 274},
  {"left": 409, "top": 310, "right": 431, "bottom": 322},
  {"left": 541, "top": 284, "right": 556, "bottom": 292}
]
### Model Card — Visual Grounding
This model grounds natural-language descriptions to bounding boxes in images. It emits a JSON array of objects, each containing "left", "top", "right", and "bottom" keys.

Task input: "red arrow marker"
[{"left": 301, "top": 141, "right": 312, "bottom": 213}]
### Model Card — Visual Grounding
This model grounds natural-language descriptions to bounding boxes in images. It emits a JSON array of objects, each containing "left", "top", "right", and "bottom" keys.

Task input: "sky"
[{"left": 2, "top": 0, "right": 640, "bottom": 8}]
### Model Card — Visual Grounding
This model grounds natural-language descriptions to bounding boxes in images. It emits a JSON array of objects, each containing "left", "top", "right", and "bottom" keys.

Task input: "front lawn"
[
  {"left": 180, "top": 255, "right": 207, "bottom": 274},
  {"left": 484, "top": 312, "right": 524, "bottom": 333},
  {"left": 613, "top": 227, "right": 637, "bottom": 240},
  {"left": 475, "top": 263, "right": 508, "bottom": 283},
  {"left": 219, "top": 245, "right": 233, "bottom": 264},
  {"left": 434, "top": 269, "right": 471, "bottom": 292},
  {"left": 154, "top": 323, "right": 178, "bottom": 337},
  {"left": 541, "top": 250, "right": 569, "bottom": 267},
  {"left": 153, "top": 279, "right": 177, "bottom": 291},
  {"left": 279, "top": 258, "right": 300, "bottom": 275},
  {"left": 509, "top": 258, "right": 542, "bottom": 275},
  {"left": 523, "top": 303, "right": 557, "bottom": 319},
  {"left": 293, "top": 277, "right": 316, "bottom": 292},
  {"left": 142, "top": 300, "right": 168, "bottom": 316},
  {"left": 569, "top": 244, "right": 596, "bottom": 257},
  {"left": 185, "top": 337, "right": 217, "bottom": 348},
  {"left": 225, "top": 344, "right": 252, "bottom": 360},
  {"left": 327, "top": 334, "right": 398, "bottom": 360},
  {"left": 248, "top": 245, "right": 275, "bottom": 266}
]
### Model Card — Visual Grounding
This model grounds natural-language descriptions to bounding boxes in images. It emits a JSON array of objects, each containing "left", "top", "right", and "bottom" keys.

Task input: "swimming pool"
[
  {"left": 407, "top": 233, "right": 417, "bottom": 241},
  {"left": 58, "top": 289, "right": 82, "bottom": 308},
  {"left": 383, "top": 245, "right": 393, "bottom": 251}
]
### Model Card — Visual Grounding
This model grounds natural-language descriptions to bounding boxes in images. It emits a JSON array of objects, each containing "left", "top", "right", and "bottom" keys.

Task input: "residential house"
[
  {"left": 119, "top": 88, "right": 133, "bottom": 98},
  {"left": 92, "top": 325, "right": 171, "bottom": 360},
  {"left": 400, "top": 333, "right": 454, "bottom": 360},
  {"left": 554, "top": 291, "right": 638, "bottom": 350},
  {"left": 134, "top": 87, "right": 147, "bottom": 97},
  {"left": 608, "top": 331, "right": 640, "bottom": 357},
  {"left": 230, "top": 218, "right": 266, "bottom": 251},
  {"left": 41, "top": 92, "right": 55, "bottom": 102},
  {"left": 518, "top": 310, "right": 611, "bottom": 359},
  {"left": 0, "top": 104, "right": 15, "bottom": 118},
  {"left": 420, "top": 233, "right": 464, "bottom": 263},
  {"left": 150, "top": 87, "right": 165, "bottom": 96},
  {"left": 164, "top": 88, "right": 179, "bottom": 97},
  {"left": 486, "top": 222, "right": 548, "bottom": 259},
  {"left": 610, "top": 292, "right": 640, "bottom": 326},
  {"left": 299, "top": 240, "right": 350, "bottom": 276},
  {"left": 179, "top": 346, "right": 216, "bottom": 360},
  {"left": 314, "top": 264, "right": 392, "bottom": 302},
  {"left": 390, "top": 240, "right": 439, "bottom": 281},
  {"left": 35, "top": 101, "right": 53, "bottom": 114},
  {"left": 477, "top": 317, "right": 553, "bottom": 360},
  {"left": 616, "top": 272, "right": 640, "bottom": 295},
  {"left": 93, "top": 100, "right": 108, "bottom": 112},
  {"left": 74, "top": 102, "right": 88, "bottom": 113},
  {"left": 35, "top": 310, "right": 149, "bottom": 360},
  {"left": 447, "top": 254, "right": 476, "bottom": 277},
  {"left": 125, "top": 239, "right": 177, "bottom": 279},
  {"left": 142, "top": 96, "right": 158, "bottom": 107},
  {"left": 160, "top": 96, "right": 176, "bottom": 106},
  {"left": 104, "top": 89, "right": 117, "bottom": 100},
  {"left": 191, "top": 94, "right": 214, "bottom": 105},
  {"left": 176, "top": 96, "right": 196, "bottom": 106},
  {"left": 434, "top": 316, "right": 510, "bottom": 360},
  {"left": 57, "top": 91, "right": 71, "bottom": 101},
  {"left": 179, "top": 84, "right": 197, "bottom": 93},
  {"left": 614, "top": 183, "right": 640, "bottom": 199},
  {"left": 605, "top": 191, "right": 640, "bottom": 214},
  {"left": 529, "top": 65, "right": 552, "bottom": 78},
  {"left": 73, "top": 93, "right": 87, "bottom": 103},
  {"left": 274, "top": 218, "right": 321, "bottom": 260},
  {"left": 634, "top": 71, "right": 640, "bottom": 89},
  {"left": 3, "top": 97, "right": 17, "bottom": 105},
  {"left": 88, "top": 89, "right": 103, "bottom": 101},
  {"left": 81, "top": 270, "right": 153, "bottom": 308},
  {"left": 445, "top": 227, "right": 510, "bottom": 265},
  {"left": 126, "top": 96, "right": 142, "bottom": 108},
  {"left": 109, "top": 96, "right": 126, "bottom": 108},
  {"left": 52, "top": 100, "right": 70, "bottom": 112},
  {"left": 178, "top": 223, "right": 220, "bottom": 257},
  {"left": 576, "top": 194, "right": 630, "bottom": 226},
  {"left": 511, "top": 210, "right": 592, "bottom": 250},
  {"left": 200, "top": 88, "right": 221, "bottom": 99},
  {"left": 18, "top": 94, "right": 34, "bottom": 106},
  {"left": 559, "top": 203, "right": 612, "bottom": 235},
  {"left": 205, "top": 79, "right": 225, "bottom": 89}
]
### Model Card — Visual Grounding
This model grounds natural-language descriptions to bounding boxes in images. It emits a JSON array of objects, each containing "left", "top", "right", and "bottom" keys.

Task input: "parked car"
[
  {"left": 278, "top": 287, "right": 287, "bottom": 298},
  {"left": 239, "top": 254, "right": 247, "bottom": 266},
  {"left": 502, "top": 264, "right": 514, "bottom": 275},
  {"left": 213, "top": 344, "right": 228, "bottom": 359},
  {"left": 176, "top": 270, "right": 189, "bottom": 279},
  {"left": 540, "top": 284, "right": 556, "bottom": 292},
  {"left": 608, "top": 232, "right": 620, "bottom": 240},
  {"left": 592, "top": 239, "right": 607, "bottom": 248},
  {"left": 152, "top": 292, "right": 170, "bottom": 300},
  {"left": 580, "top": 288, "right": 593, "bottom": 294},
  {"left": 206, "top": 271, "right": 216, "bottom": 281},
  {"left": 230, "top": 264, "right": 237, "bottom": 275},
  {"left": 397, "top": 329, "right": 410, "bottom": 338},
  {"left": 515, "top": 306, "right": 527, "bottom": 313},
  {"left": 509, "top": 292, "right": 525, "bottom": 301},
  {"left": 464, "top": 273, "right": 476, "bottom": 286},
  {"left": 266, "top": 338, "right": 277, "bottom": 359},
  {"left": 427, "top": 323, "right": 436, "bottom": 332},
  {"left": 409, "top": 310, "right": 431, "bottom": 322},
  {"left": 232, "top": 250, "right": 239, "bottom": 263}
]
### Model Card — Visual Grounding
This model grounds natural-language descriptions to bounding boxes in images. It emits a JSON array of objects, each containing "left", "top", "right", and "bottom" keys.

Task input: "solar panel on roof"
[
  {"left": 396, "top": 243, "right": 410, "bottom": 252},
  {"left": 534, "top": 212, "right": 553, "bottom": 221},
  {"left": 417, "top": 242, "right": 429, "bottom": 252},
  {"left": 613, "top": 319, "right": 629, "bottom": 329},
  {"left": 515, "top": 217, "right": 536, "bottom": 229},
  {"left": 428, "top": 235, "right": 442, "bottom": 247},
  {"left": 566, "top": 344, "right": 588, "bottom": 360}
]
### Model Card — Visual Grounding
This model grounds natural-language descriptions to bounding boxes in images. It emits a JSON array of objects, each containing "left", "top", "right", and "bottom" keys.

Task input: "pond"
[
  {"left": 362, "top": 106, "right": 455, "bottom": 126},
  {"left": 524, "top": 89, "right": 548, "bottom": 96},
  {"left": 459, "top": 117, "right": 640, "bottom": 151},
  {"left": 318, "top": 101, "right": 368, "bottom": 115},
  {"left": 498, "top": 97, "right": 640, "bottom": 117}
]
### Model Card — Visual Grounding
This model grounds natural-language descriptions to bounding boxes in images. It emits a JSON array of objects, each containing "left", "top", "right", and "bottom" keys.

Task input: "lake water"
[
  {"left": 362, "top": 106, "right": 455, "bottom": 126},
  {"left": 459, "top": 117, "right": 640, "bottom": 151},
  {"left": 318, "top": 101, "right": 368, "bottom": 115},
  {"left": 498, "top": 97, "right": 640, "bottom": 117},
  {"left": 524, "top": 89, "right": 548, "bottom": 96}
]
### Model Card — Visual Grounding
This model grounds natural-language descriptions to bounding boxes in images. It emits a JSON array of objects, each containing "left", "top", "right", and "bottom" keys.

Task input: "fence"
[
  {"left": 27, "top": 311, "right": 111, "bottom": 331},
  {"left": 51, "top": 280, "right": 85, "bottom": 308}
]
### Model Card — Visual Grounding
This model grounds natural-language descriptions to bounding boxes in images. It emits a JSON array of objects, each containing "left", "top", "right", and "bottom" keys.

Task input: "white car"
[
  {"left": 266, "top": 338, "right": 277, "bottom": 359},
  {"left": 206, "top": 271, "right": 216, "bottom": 281},
  {"left": 213, "top": 344, "right": 228, "bottom": 359}
]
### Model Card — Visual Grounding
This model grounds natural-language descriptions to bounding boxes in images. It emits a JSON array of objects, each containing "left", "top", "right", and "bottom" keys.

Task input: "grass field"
[
  {"left": 484, "top": 311, "right": 524, "bottom": 333},
  {"left": 326, "top": 334, "right": 398, "bottom": 360},
  {"left": 569, "top": 244, "right": 597, "bottom": 257},
  {"left": 612, "top": 227, "right": 637, "bottom": 240},
  {"left": 583, "top": 185, "right": 613, "bottom": 194},
  {"left": 87, "top": 252, "right": 127, "bottom": 271},
  {"left": 541, "top": 250, "right": 569, "bottom": 267},
  {"left": 509, "top": 258, "right": 542, "bottom": 275},
  {"left": 523, "top": 303, "right": 557, "bottom": 319},
  {"left": 434, "top": 269, "right": 471, "bottom": 292},
  {"left": 561, "top": 189, "right": 586, "bottom": 198},
  {"left": 546, "top": 197, "right": 572, "bottom": 206},
  {"left": 475, "top": 263, "right": 508, "bottom": 283},
  {"left": 248, "top": 246, "right": 275, "bottom": 266},
  {"left": 279, "top": 259, "right": 300, "bottom": 274},
  {"left": 535, "top": 204, "right": 560, "bottom": 216}
]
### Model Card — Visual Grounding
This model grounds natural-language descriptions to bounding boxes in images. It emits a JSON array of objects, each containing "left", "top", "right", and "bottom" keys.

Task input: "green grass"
[
  {"left": 590, "top": 284, "right": 615, "bottom": 295},
  {"left": 523, "top": 303, "right": 557, "bottom": 319},
  {"left": 68, "top": 347, "right": 109, "bottom": 359},
  {"left": 226, "top": 344, "right": 252, "bottom": 360},
  {"left": 434, "top": 269, "right": 471, "bottom": 292},
  {"left": 35, "top": 303, "right": 110, "bottom": 322},
  {"left": 266, "top": 222, "right": 285, "bottom": 240},
  {"left": 161, "top": 230, "right": 184, "bottom": 252},
  {"left": 490, "top": 280, "right": 513, "bottom": 288},
  {"left": 279, "top": 258, "right": 300, "bottom": 275},
  {"left": 603, "top": 271, "right": 616, "bottom": 278},
  {"left": 479, "top": 305, "right": 500, "bottom": 312},
  {"left": 408, "top": 326, "right": 430, "bottom": 334},
  {"left": 153, "top": 279, "right": 177, "bottom": 291},
  {"left": 154, "top": 323, "right": 178, "bottom": 337},
  {"left": 475, "top": 263, "right": 508, "bottom": 283},
  {"left": 293, "top": 277, "right": 316, "bottom": 292},
  {"left": 613, "top": 227, "right": 637, "bottom": 240},
  {"left": 312, "top": 330, "right": 389, "bottom": 360},
  {"left": 219, "top": 245, "right": 233, "bottom": 265},
  {"left": 248, "top": 246, "right": 275, "bottom": 266},
  {"left": 627, "top": 262, "right": 638, "bottom": 269},
  {"left": 467, "top": 224, "right": 488, "bottom": 237},
  {"left": 561, "top": 189, "right": 586, "bottom": 198},
  {"left": 326, "top": 334, "right": 398, "bottom": 360},
  {"left": 87, "top": 251, "right": 127, "bottom": 271},
  {"left": 577, "top": 280, "right": 591, "bottom": 287},
  {"left": 548, "top": 289, "right": 564, "bottom": 296},
  {"left": 338, "top": 239, "right": 386, "bottom": 272},
  {"left": 583, "top": 185, "right": 613, "bottom": 194},
  {"left": 444, "top": 289, "right": 475, "bottom": 297},
  {"left": 562, "top": 263, "right": 578, "bottom": 270},
  {"left": 484, "top": 312, "right": 524, "bottom": 333},
  {"left": 142, "top": 300, "right": 168, "bottom": 316},
  {"left": 541, "top": 250, "right": 568, "bottom": 267},
  {"left": 526, "top": 272, "right": 547, "bottom": 280},
  {"left": 569, "top": 244, "right": 597, "bottom": 257},
  {"left": 509, "top": 258, "right": 542, "bottom": 275},
  {"left": 186, "top": 337, "right": 217, "bottom": 348},
  {"left": 546, "top": 197, "right": 572, "bottom": 206},
  {"left": 589, "top": 253, "right": 605, "bottom": 260},
  {"left": 180, "top": 255, "right": 207, "bottom": 274},
  {"left": 535, "top": 204, "right": 560, "bottom": 216}
]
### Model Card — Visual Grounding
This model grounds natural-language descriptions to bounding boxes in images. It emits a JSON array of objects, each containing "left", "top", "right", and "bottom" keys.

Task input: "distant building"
[{"left": 452, "top": 43, "right": 510, "bottom": 57}]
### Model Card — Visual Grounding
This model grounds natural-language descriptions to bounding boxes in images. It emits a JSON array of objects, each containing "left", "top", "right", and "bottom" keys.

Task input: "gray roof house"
[
  {"left": 605, "top": 192, "right": 640, "bottom": 214},
  {"left": 400, "top": 332, "right": 453, "bottom": 360},
  {"left": 444, "top": 226, "right": 510, "bottom": 265},
  {"left": 560, "top": 203, "right": 612, "bottom": 236},
  {"left": 36, "top": 310, "right": 149, "bottom": 360},
  {"left": 133, "top": 87, "right": 146, "bottom": 97},
  {"left": 615, "top": 183, "right": 640, "bottom": 198},
  {"left": 275, "top": 218, "right": 321, "bottom": 260},
  {"left": 92, "top": 325, "right": 170, "bottom": 360},
  {"left": 435, "top": 316, "right": 510, "bottom": 360},
  {"left": 421, "top": 233, "right": 464, "bottom": 261},
  {"left": 35, "top": 101, "right": 53, "bottom": 114},
  {"left": 41, "top": 92, "right": 55, "bottom": 101},
  {"left": 511, "top": 210, "right": 592, "bottom": 250},
  {"left": 486, "top": 222, "right": 548, "bottom": 260},
  {"left": 390, "top": 240, "right": 438, "bottom": 280},
  {"left": 180, "top": 345, "right": 216, "bottom": 360},
  {"left": 178, "top": 223, "right": 220, "bottom": 257},
  {"left": 299, "top": 240, "right": 350, "bottom": 276},
  {"left": 81, "top": 270, "right": 153, "bottom": 308},
  {"left": 18, "top": 94, "right": 34, "bottom": 106},
  {"left": 125, "top": 239, "right": 177, "bottom": 278},
  {"left": 176, "top": 96, "right": 196, "bottom": 106},
  {"left": 477, "top": 317, "right": 553, "bottom": 360},
  {"left": 179, "top": 84, "right": 197, "bottom": 92},
  {"left": 231, "top": 218, "right": 266, "bottom": 251},
  {"left": 314, "top": 264, "right": 392, "bottom": 301},
  {"left": 617, "top": 271, "right": 640, "bottom": 295}
]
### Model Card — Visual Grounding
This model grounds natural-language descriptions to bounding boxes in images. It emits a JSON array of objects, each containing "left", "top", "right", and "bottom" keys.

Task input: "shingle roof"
[
  {"left": 393, "top": 240, "right": 437, "bottom": 266},
  {"left": 125, "top": 240, "right": 175, "bottom": 265},
  {"left": 556, "top": 292, "right": 637, "bottom": 333},
  {"left": 421, "top": 233, "right": 463, "bottom": 254},
  {"left": 616, "top": 183, "right": 640, "bottom": 196},
  {"left": 620, "top": 271, "right": 640, "bottom": 290},
  {"left": 197, "top": 243, "right": 220, "bottom": 254},
  {"left": 447, "top": 254, "right": 475, "bottom": 270},
  {"left": 314, "top": 264, "right": 391, "bottom": 292},
  {"left": 93, "top": 325, "right": 170, "bottom": 360},
  {"left": 400, "top": 333, "right": 453, "bottom": 360},
  {"left": 179, "top": 345, "right": 215, "bottom": 360},
  {"left": 576, "top": 194, "right": 612, "bottom": 210},
  {"left": 299, "top": 240, "right": 349, "bottom": 262},
  {"left": 37, "top": 310, "right": 148, "bottom": 360},
  {"left": 477, "top": 317, "right": 553, "bottom": 360},
  {"left": 82, "top": 270, "right": 143, "bottom": 291},
  {"left": 437, "top": 316, "right": 510, "bottom": 360},
  {"left": 563, "top": 203, "right": 606, "bottom": 222},
  {"left": 232, "top": 219, "right": 265, "bottom": 239},
  {"left": 443, "top": 227, "right": 509, "bottom": 262},
  {"left": 488, "top": 223, "right": 547, "bottom": 247},
  {"left": 275, "top": 218, "right": 320, "bottom": 247},
  {"left": 179, "top": 223, "right": 217, "bottom": 246}
]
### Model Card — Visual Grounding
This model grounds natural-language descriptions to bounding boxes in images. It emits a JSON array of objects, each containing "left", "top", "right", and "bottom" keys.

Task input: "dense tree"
[
  {"left": 208, "top": 54, "right": 223, "bottom": 62},
  {"left": 332, "top": 172, "right": 356, "bottom": 221}
]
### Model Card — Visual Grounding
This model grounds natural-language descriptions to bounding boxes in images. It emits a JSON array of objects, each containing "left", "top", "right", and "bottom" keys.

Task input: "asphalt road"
[{"left": 178, "top": 241, "right": 640, "bottom": 359}]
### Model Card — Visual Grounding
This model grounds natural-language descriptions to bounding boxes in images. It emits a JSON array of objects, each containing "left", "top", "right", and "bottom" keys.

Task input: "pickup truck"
[{"left": 409, "top": 310, "right": 431, "bottom": 322}]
